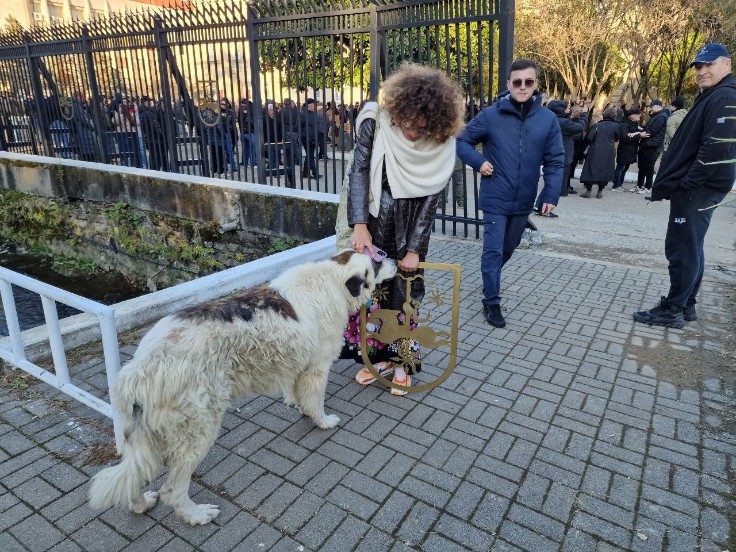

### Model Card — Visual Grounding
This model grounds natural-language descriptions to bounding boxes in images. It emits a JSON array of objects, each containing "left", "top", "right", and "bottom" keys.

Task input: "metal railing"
[
  {"left": 0, "top": 265, "right": 124, "bottom": 450},
  {"left": 0, "top": 237, "right": 339, "bottom": 451},
  {"left": 0, "top": 0, "right": 514, "bottom": 238}
]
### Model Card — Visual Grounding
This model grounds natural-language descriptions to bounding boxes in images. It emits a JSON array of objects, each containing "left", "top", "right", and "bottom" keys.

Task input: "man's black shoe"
[
  {"left": 483, "top": 304, "right": 506, "bottom": 328},
  {"left": 683, "top": 303, "right": 697, "bottom": 321},
  {"left": 632, "top": 297, "right": 685, "bottom": 329},
  {"left": 567, "top": 187, "right": 577, "bottom": 194}
]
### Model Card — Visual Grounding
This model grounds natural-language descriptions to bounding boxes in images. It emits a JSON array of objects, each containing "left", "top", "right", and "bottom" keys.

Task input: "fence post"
[
  {"left": 368, "top": 3, "right": 383, "bottom": 100},
  {"left": 22, "top": 32, "right": 47, "bottom": 156},
  {"left": 498, "top": 0, "right": 515, "bottom": 93},
  {"left": 246, "top": 3, "right": 266, "bottom": 184},
  {"left": 154, "top": 17, "right": 178, "bottom": 172},
  {"left": 81, "top": 25, "right": 108, "bottom": 164}
]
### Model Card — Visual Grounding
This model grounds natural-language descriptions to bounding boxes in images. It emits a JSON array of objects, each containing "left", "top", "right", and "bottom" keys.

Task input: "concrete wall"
[{"left": 0, "top": 152, "right": 339, "bottom": 242}]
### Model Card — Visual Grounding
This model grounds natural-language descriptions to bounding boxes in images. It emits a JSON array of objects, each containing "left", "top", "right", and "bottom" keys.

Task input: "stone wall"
[{"left": 0, "top": 152, "right": 339, "bottom": 290}]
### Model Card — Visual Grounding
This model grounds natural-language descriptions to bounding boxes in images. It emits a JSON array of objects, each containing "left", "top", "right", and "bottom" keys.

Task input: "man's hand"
[
  {"left": 399, "top": 251, "right": 420, "bottom": 272},
  {"left": 540, "top": 203, "right": 556, "bottom": 215},
  {"left": 640, "top": 132, "right": 651, "bottom": 139},
  {"left": 479, "top": 161, "right": 494, "bottom": 176}
]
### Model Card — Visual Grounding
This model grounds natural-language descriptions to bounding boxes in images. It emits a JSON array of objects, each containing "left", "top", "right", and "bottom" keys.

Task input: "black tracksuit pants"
[{"left": 664, "top": 186, "right": 728, "bottom": 308}]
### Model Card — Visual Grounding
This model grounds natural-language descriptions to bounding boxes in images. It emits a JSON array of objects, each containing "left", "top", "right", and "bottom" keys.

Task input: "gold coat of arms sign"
[{"left": 359, "top": 262, "right": 461, "bottom": 393}]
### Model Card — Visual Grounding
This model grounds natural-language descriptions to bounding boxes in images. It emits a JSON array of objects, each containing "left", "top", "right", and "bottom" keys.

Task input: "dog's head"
[{"left": 331, "top": 250, "right": 397, "bottom": 310}]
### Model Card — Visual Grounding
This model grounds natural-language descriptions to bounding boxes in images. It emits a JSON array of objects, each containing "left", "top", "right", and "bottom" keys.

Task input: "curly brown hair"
[{"left": 379, "top": 63, "right": 465, "bottom": 142}]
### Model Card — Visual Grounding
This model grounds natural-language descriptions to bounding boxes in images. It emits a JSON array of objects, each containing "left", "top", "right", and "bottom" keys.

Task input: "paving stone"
[
  {"left": 12, "top": 512, "right": 70, "bottom": 552},
  {"left": 395, "top": 501, "right": 439, "bottom": 548},
  {"left": 320, "top": 515, "right": 371, "bottom": 552},
  {"left": 433, "top": 512, "right": 495, "bottom": 550},
  {"left": 231, "top": 523, "right": 283, "bottom": 552},
  {"left": 571, "top": 511, "right": 632, "bottom": 549},
  {"left": 498, "top": 519, "right": 560, "bottom": 551},
  {"left": 295, "top": 502, "right": 348, "bottom": 550},
  {"left": 14, "top": 476, "right": 62, "bottom": 508}
]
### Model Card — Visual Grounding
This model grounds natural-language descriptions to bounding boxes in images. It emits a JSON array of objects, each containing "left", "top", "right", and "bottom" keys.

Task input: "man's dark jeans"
[
  {"left": 664, "top": 186, "right": 728, "bottom": 308},
  {"left": 612, "top": 163, "right": 630, "bottom": 188},
  {"left": 481, "top": 213, "right": 528, "bottom": 306}
]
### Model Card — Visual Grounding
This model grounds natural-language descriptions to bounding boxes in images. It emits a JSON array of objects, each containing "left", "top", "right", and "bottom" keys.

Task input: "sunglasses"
[{"left": 511, "top": 78, "right": 536, "bottom": 89}]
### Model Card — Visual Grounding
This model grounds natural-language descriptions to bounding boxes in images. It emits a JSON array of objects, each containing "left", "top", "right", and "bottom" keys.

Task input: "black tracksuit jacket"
[{"left": 651, "top": 74, "right": 736, "bottom": 200}]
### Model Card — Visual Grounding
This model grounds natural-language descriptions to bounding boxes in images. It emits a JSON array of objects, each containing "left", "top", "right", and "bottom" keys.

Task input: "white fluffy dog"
[{"left": 88, "top": 250, "right": 396, "bottom": 525}]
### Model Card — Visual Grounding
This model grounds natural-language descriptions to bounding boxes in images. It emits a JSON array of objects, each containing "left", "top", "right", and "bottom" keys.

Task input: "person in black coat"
[
  {"left": 262, "top": 102, "right": 282, "bottom": 174},
  {"left": 238, "top": 99, "right": 257, "bottom": 167},
  {"left": 635, "top": 99, "right": 668, "bottom": 192},
  {"left": 633, "top": 43, "right": 736, "bottom": 328},
  {"left": 579, "top": 107, "right": 619, "bottom": 198},
  {"left": 300, "top": 99, "right": 322, "bottom": 179},
  {"left": 534, "top": 99, "right": 588, "bottom": 216},
  {"left": 280, "top": 98, "right": 301, "bottom": 188},
  {"left": 612, "top": 108, "right": 642, "bottom": 190},
  {"left": 139, "top": 96, "right": 168, "bottom": 171}
]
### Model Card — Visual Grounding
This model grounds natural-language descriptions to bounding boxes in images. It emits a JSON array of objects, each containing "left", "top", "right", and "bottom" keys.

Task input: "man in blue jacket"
[
  {"left": 457, "top": 58, "right": 565, "bottom": 328},
  {"left": 633, "top": 44, "right": 736, "bottom": 328}
]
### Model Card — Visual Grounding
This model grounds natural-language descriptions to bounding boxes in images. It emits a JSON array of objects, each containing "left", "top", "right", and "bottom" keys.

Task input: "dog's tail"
[{"left": 88, "top": 400, "right": 161, "bottom": 511}]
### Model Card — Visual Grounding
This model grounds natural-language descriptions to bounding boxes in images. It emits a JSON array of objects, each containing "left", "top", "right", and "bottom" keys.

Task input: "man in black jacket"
[
  {"left": 634, "top": 99, "right": 668, "bottom": 193},
  {"left": 633, "top": 43, "right": 736, "bottom": 328},
  {"left": 534, "top": 99, "right": 588, "bottom": 216},
  {"left": 612, "top": 108, "right": 641, "bottom": 190}
]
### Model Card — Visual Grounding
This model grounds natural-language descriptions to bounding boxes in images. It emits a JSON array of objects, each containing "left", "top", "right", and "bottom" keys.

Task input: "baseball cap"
[
  {"left": 648, "top": 99, "right": 662, "bottom": 107},
  {"left": 625, "top": 108, "right": 641, "bottom": 116},
  {"left": 671, "top": 97, "right": 685, "bottom": 109},
  {"left": 690, "top": 43, "right": 730, "bottom": 67}
]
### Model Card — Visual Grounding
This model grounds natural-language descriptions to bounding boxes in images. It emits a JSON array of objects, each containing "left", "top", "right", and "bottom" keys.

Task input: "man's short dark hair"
[{"left": 507, "top": 58, "right": 538, "bottom": 80}]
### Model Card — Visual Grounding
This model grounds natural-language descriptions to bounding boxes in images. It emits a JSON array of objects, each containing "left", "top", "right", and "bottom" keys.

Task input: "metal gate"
[{"left": 0, "top": 0, "right": 513, "bottom": 237}]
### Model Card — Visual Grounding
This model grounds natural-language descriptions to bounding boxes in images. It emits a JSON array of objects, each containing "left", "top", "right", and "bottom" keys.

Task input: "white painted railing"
[
  {"left": 0, "top": 236, "right": 338, "bottom": 453},
  {"left": 0, "top": 266, "right": 124, "bottom": 450}
]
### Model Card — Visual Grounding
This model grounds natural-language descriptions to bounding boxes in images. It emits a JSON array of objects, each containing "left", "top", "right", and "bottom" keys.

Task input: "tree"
[{"left": 516, "top": 0, "right": 625, "bottom": 105}]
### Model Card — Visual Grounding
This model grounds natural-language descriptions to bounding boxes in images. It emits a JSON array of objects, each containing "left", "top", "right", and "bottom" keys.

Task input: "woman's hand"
[
  {"left": 351, "top": 224, "right": 374, "bottom": 256},
  {"left": 399, "top": 251, "right": 420, "bottom": 272},
  {"left": 479, "top": 161, "right": 494, "bottom": 177}
]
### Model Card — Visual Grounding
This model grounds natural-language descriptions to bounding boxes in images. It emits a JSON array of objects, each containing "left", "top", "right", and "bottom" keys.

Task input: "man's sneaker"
[
  {"left": 596, "top": 189, "right": 604, "bottom": 199},
  {"left": 580, "top": 189, "right": 592, "bottom": 198},
  {"left": 390, "top": 372, "right": 411, "bottom": 396},
  {"left": 612, "top": 186, "right": 623, "bottom": 192},
  {"left": 683, "top": 303, "right": 697, "bottom": 321},
  {"left": 632, "top": 297, "right": 685, "bottom": 329},
  {"left": 483, "top": 304, "right": 506, "bottom": 328},
  {"left": 637, "top": 187, "right": 647, "bottom": 194},
  {"left": 355, "top": 361, "right": 394, "bottom": 385}
]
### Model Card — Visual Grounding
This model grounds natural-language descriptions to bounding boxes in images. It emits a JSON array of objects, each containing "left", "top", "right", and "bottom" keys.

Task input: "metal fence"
[{"left": 0, "top": 0, "right": 512, "bottom": 237}]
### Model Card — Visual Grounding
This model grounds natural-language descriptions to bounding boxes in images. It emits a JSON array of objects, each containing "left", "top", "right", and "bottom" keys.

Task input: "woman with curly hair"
[{"left": 341, "top": 63, "right": 464, "bottom": 395}]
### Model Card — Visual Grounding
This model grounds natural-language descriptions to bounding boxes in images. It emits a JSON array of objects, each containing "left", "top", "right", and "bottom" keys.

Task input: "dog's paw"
[
  {"left": 317, "top": 414, "right": 340, "bottom": 429},
  {"left": 132, "top": 491, "right": 160, "bottom": 514},
  {"left": 179, "top": 503, "right": 221, "bottom": 526}
]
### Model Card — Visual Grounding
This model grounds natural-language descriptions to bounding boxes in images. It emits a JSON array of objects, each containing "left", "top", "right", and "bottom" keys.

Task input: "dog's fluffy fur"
[{"left": 88, "top": 250, "right": 396, "bottom": 525}]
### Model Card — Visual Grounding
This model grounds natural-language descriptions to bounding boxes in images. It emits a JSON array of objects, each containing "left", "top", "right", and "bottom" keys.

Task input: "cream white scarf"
[{"left": 355, "top": 102, "right": 456, "bottom": 217}]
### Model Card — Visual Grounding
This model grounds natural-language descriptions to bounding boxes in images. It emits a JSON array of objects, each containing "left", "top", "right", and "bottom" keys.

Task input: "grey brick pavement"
[{"left": 1, "top": 234, "right": 734, "bottom": 551}]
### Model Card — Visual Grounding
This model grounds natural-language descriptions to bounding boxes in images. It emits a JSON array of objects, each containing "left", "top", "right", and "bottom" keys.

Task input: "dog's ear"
[{"left": 345, "top": 274, "right": 366, "bottom": 297}]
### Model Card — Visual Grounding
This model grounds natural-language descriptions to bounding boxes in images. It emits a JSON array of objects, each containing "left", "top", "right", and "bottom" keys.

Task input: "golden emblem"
[
  {"left": 359, "top": 262, "right": 460, "bottom": 393},
  {"left": 58, "top": 96, "right": 73, "bottom": 121},
  {"left": 197, "top": 99, "right": 221, "bottom": 127}
]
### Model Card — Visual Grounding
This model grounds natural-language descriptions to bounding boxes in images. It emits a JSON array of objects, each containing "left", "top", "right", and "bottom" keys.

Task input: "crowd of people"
[{"left": 0, "top": 90, "right": 366, "bottom": 186}]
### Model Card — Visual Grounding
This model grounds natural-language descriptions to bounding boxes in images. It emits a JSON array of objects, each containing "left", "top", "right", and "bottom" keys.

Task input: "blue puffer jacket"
[{"left": 456, "top": 91, "right": 564, "bottom": 215}]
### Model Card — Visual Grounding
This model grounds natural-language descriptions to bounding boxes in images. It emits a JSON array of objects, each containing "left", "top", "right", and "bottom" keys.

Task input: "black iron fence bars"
[{"left": 0, "top": 0, "right": 512, "bottom": 236}]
